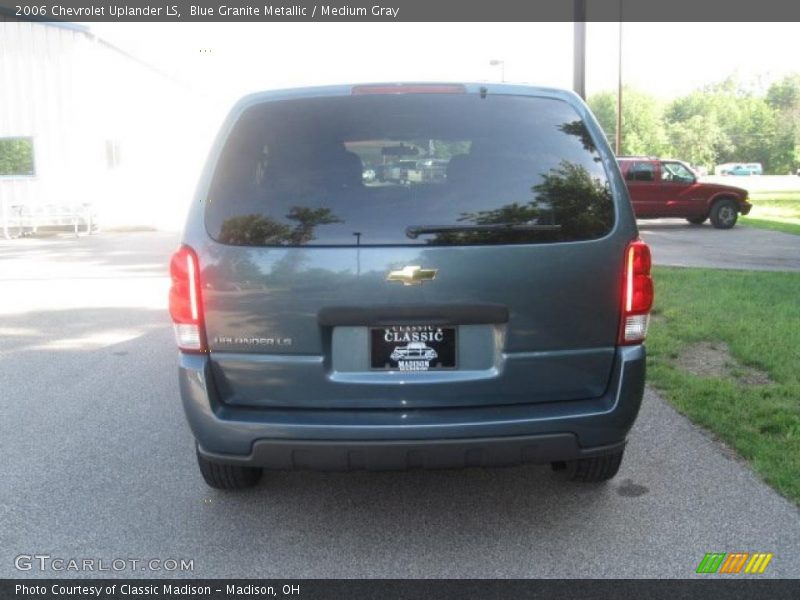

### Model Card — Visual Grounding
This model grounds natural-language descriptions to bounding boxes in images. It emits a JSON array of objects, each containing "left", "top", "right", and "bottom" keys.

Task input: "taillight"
[
  {"left": 169, "top": 245, "right": 207, "bottom": 352},
  {"left": 619, "top": 239, "right": 654, "bottom": 345}
]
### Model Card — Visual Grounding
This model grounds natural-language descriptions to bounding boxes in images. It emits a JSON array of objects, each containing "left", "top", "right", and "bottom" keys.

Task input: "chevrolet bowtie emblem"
[{"left": 386, "top": 265, "right": 438, "bottom": 286}]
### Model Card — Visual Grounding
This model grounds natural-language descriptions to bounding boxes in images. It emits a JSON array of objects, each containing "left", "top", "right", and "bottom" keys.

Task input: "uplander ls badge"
[
  {"left": 214, "top": 336, "right": 292, "bottom": 346},
  {"left": 386, "top": 265, "right": 438, "bottom": 286}
]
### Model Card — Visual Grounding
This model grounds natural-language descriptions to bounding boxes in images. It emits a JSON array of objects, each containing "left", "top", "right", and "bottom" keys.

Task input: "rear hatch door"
[{"left": 198, "top": 88, "right": 628, "bottom": 410}]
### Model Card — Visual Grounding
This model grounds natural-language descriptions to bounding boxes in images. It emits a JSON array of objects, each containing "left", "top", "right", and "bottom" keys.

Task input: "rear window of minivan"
[{"left": 205, "top": 93, "right": 614, "bottom": 246}]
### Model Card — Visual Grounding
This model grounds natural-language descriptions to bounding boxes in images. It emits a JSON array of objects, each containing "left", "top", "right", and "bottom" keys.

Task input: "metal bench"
[{"left": 2, "top": 203, "right": 95, "bottom": 238}]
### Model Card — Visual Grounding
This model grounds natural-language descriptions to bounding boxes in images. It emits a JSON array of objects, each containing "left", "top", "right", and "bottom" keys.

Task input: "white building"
[{"left": 0, "top": 16, "right": 208, "bottom": 236}]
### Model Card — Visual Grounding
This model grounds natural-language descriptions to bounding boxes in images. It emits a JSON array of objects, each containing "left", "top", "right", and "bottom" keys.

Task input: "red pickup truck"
[{"left": 618, "top": 157, "right": 752, "bottom": 229}]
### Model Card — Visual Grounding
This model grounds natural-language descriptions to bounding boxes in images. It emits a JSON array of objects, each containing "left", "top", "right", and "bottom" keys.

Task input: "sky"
[{"left": 86, "top": 21, "right": 800, "bottom": 106}]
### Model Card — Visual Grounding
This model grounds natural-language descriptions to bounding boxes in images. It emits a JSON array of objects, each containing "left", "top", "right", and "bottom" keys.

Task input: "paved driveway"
[
  {"left": 639, "top": 220, "right": 800, "bottom": 271},
  {"left": 1, "top": 232, "right": 798, "bottom": 578}
]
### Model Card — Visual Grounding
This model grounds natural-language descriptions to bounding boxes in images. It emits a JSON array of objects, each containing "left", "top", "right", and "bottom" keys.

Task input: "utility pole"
[
  {"left": 616, "top": 1, "right": 623, "bottom": 155},
  {"left": 573, "top": 0, "right": 586, "bottom": 99}
]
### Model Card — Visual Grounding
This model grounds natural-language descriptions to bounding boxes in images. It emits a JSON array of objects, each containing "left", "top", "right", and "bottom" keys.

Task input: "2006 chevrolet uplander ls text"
[{"left": 169, "top": 83, "right": 653, "bottom": 490}]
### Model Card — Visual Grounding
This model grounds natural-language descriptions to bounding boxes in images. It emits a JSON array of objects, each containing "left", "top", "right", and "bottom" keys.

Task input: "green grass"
[
  {"left": 739, "top": 218, "right": 800, "bottom": 236},
  {"left": 748, "top": 190, "right": 800, "bottom": 202},
  {"left": 647, "top": 267, "right": 800, "bottom": 503},
  {"left": 741, "top": 193, "right": 800, "bottom": 235}
]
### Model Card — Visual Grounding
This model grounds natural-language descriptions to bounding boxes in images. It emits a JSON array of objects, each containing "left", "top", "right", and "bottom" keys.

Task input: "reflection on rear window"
[{"left": 205, "top": 94, "right": 614, "bottom": 246}]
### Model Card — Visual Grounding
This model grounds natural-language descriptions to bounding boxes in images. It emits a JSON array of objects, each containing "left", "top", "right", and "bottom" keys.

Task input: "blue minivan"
[{"left": 170, "top": 83, "right": 653, "bottom": 489}]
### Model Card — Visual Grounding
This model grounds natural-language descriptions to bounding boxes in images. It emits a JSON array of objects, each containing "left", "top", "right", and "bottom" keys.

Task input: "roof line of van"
[{"left": 232, "top": 82, "right": 582, "bottom": 110}]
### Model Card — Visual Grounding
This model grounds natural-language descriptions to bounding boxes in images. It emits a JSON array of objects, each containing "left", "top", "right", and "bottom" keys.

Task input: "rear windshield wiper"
[{"left": 406, "top": 223, "right": 562, "bottom": 239}]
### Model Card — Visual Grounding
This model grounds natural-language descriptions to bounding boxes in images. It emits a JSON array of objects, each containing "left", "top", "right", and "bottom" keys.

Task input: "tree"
[
  {"left": 427, "top": 161, "right": 612, "bottom": 245},
  {"left": 587, "top": 74, "right": 800, "bottom": 172},
  {"left": 0, "top": 138, "right": 34, "bottom": 176},
  {"left": 285, "top": 207, "right": 343, "bottom": 245},
  {"left": 587, "top": 88, "right": 670, "bottom": 156},
  {"left": 217, "top": 207, "right": 342, "bottom": 246},
  {"left": 666, "top": 114, "right": 729, "bottom": 169},
  {"left": 767, "top": 75, "right": 800, "bottom": 169},
  {"left": 766, "top": 74, "right": 800, "bottom": 112},
  {"left": 664, "top": 77, "right": 795, "bottom": 173},
  {"left": 587, "top": 91, "right": 617, "bottom": 146},
  {"left": 727, "top": 97, "right": 793, "bottom": 173}
]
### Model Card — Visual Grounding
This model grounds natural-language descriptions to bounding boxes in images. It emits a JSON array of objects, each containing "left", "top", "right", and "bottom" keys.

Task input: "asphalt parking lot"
[
  {"left": 639, "top": 219, "right": 800, "bottom": 271},
  {"left": 1, "top": 228, "right": 798, "bottom": 578}
]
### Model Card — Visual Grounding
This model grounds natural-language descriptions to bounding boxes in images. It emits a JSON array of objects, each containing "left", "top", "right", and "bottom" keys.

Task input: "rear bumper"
[
  {"left": 740, "top": 201, "right": 752, "bottom": 215},
  {"left": 199, "top": 436, "right": 626, "bottom": 470},
  {"left": 180, "top": 345, "right": 646, "bottom": 470}
]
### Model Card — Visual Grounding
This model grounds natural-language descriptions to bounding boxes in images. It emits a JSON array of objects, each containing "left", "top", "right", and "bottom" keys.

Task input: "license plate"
[{"left": 370, "top": 325, "right": 457, "bottom": 371}]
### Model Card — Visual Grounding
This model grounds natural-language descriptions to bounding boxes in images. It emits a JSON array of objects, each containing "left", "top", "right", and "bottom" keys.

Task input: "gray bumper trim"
[{"left": 197, "top": 435, "right": 627, "bottom": 471}]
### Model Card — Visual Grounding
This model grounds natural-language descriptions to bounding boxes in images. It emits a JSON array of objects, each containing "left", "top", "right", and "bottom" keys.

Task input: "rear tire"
[
  {"left": 710, "top": 199, "right": 739, "bottom": 229},
  {"left": 196, "top": 447, "right": 262, "bottom": 490},
  {"left": 562, "top": 448, "right": 624, "bottom": 482},
  {"left": 686, "top": 216, "right": 707, "bottom": 225}
]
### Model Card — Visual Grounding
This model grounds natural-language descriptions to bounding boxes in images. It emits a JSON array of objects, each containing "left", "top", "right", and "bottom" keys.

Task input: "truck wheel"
[
  {"left": 556, "top": 448, "right": 625, "bottom": 482},
  {"left": 686, "top": 216, "right": 707, "bottom": 225},
  {"left": 710, "top": 199, "right": 739, "bottom": 229},
  {"left": 196, "top": 447, "right": 262, "bottom": 490}
]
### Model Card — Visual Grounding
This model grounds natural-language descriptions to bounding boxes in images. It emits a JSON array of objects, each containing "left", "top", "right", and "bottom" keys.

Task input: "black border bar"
[
  {"left": 4, "top": 579, "right": 800, "bottom": 600},
  {"left": 2, "top": 0, "right": 800, "bottom": 22}
]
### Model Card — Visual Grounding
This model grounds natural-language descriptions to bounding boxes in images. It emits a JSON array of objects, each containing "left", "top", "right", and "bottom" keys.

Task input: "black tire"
[
  {"left": 196, "top": 447, "right": 262, "bottom": 490},
  {"left": 709, "top": 199, "right": 739, "bottom": 229},
  {"left": 562, "top": 448, "right": 625, "bottom": 482},
  {"left": 686, "top": 216, "right": 707, "bottom": 225}
]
